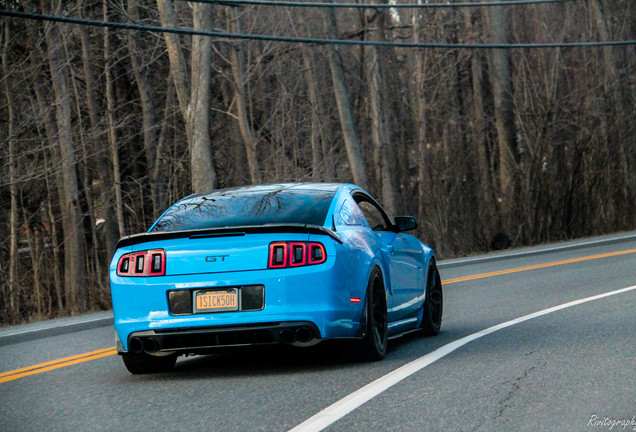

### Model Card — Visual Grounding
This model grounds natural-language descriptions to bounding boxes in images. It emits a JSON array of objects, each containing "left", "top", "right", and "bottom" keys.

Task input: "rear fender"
[{"left": 357, "top": 265, "right": 387, "bottom": 338}]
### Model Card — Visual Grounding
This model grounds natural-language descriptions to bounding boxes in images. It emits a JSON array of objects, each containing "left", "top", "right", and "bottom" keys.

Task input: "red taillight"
[
  {"left": 308, "top": 243, "right": 326, "bottom": 264},
  {"left": 268, "top": 242, "right": 327, "bottom": 269},
  {"left": 148, "top": 250, "right": 166, "bottom": 275},
  {"left": 268, "top": 242, "right": 288, "bottom": 268},
  {"left": 118, "top": 255, "right": 132, "bottom": 276},
  {"left": 289, "top": 243, "right": 307, "bottom": 267},
  {"left": 133, "top": 252, "right": 147, "bottom": 275},
  {"left": 117, "top": 249, "right": 165, "bottom": 277}
]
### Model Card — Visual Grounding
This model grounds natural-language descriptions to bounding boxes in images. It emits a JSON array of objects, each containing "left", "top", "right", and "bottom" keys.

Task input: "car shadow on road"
[
  {"left": 116, "top": 323, "right": 482, "bottom": 381},
  {"left": 140, "top": 330, "right": 460, "bottom": 381},
  {"left": 161, "top": 341, "right": 365, "bottom": 379}
]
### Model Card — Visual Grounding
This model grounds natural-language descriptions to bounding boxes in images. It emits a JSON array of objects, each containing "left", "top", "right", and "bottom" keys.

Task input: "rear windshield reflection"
[{"left": 151, "top": 188, "right": 335, "bottom": 232}]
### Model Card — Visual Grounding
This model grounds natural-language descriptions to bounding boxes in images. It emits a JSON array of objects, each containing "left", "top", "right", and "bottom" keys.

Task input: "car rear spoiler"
[{"left": 116, "top": 224, "right": 343, "bottom": 249}]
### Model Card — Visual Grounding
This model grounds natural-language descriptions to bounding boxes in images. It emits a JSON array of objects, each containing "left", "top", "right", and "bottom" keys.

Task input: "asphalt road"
[{"left": 1, "top": 234, "right": 635, "bottom": 432}]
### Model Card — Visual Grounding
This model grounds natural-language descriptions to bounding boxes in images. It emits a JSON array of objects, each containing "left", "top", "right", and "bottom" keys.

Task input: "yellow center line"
[
  {"left": 443, "top": 248, "right": 636, "bottom": 284},
  {"left": 0, "top": 347, "right": 117, "bottom": 384},
  {"left": 1, "top": 247, "right": 635, "bottom": 384}
]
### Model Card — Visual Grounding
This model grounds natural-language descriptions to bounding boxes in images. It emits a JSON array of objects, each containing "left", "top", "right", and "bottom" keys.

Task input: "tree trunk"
[
  {"left": 155, "top": 75, "right": 176, "bottom": 204},
  {"left": 463, "top": 8, "right": 496, "bottom": 241},
  {"left": 79, "top": 20, "right": 118, "bottom": 261},
  {"left": 103, "top": 3, "right": 126, "bottom": 238},
  {"left": 157, "top": 0, "right": 217, "bottom": 192},
  {"left": 23, "top": 213, "right": 43, "bottom": 318},
  {"left": 127, "top": 0, "right": 165, "bottom": 217},
  {"left": 28, "top": 22, "right": 65, "bottom": 313},
  {"left": 412, "top": 8, "right": 429, "bottom": 232},
  {"left": 367, "top": 50, "right": 397, "bottom": 213},
  {"left": 303, "top": 47, "right": 324, "bottom": 181},
  {"left": 324, "top": 4, "right": 369, "bottom": 189},
  {"left": 156, "top": 0, "right": 191, "bottom": 121},
  {"left": 189, "top": 3, "right": 218, "bottom": 192},
  {"left": 228, "top": 6, "right": 261, "bottom": 184},
  {"left": 485, "top": 5, "right": 520, "bottom": 235},
  {"left": 365, "top": 9, "right": 398, "bottom": 214},
  {"left": 590, "top": 0, "right": 630, "bottom": 221},
  {"left": 41, "top": 0, "right": 87, "bottom": 313},
  {"left": 2, "top": 23, "right": 18, "bottom": 320},
  {"left": 298, "top": 11, "right": 331, "bottom": 181}
]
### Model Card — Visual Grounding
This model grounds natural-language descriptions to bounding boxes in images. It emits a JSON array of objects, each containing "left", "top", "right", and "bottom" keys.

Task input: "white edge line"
[{"left": 288, "top": 284, "right": 636, "bottom": 432}]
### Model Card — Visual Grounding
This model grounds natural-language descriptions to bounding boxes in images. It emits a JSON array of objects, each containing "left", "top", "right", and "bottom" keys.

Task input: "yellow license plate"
[{"left": 194, "top": 289, "right": 239, "bottom": 313}]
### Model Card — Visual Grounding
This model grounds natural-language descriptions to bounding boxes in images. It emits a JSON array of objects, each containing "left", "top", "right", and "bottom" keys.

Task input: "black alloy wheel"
[
  {"left": 421, "top": 260, "right": 443, "bottom": 336},
  {"left": 356, "top": 267, "right": 388, "bottom": 361}
]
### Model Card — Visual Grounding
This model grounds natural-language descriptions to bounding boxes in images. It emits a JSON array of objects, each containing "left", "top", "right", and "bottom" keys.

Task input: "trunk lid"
[
  {"left": 160, "top": 234, "right": 271, "bottom": 275},
  {"left": 116, "top": 225, "right": 342, "bottom": 276}
]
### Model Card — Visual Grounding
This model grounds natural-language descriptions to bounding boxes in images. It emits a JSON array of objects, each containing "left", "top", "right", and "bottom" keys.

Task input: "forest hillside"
[{"left": 0, "top": 0, "right": 634, "bottom": 324}]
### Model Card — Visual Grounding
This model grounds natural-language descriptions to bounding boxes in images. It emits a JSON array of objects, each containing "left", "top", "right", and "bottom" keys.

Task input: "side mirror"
[{"left": 393, "top": 216, "right": 418, "bottom": 232}]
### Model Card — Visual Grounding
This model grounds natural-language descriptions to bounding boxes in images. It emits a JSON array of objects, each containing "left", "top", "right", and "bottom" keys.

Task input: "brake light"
[
  {"left": 148, "top": 250, "right": 166, "bottom": 275},
  {"left": 268, "top": 242, "right": 327, "bottom": 268},
  {"left": 117, "top": 249, "right": 165, "bottom": 276},
  {"left": 268, "top": 242, "right": 288, "bottom": 268},
  {"left": 289, "top": 243, "right": 307, "bottom": 267},
  {"left": 309, "top": 243, "right": 326, "bottom": 264}
]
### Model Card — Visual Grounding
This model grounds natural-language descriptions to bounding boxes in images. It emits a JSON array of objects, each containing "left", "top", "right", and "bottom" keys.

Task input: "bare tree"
[
  {"left": 364, "top": 8, "right": 398, "bottom": 214},
  {"left": 462, "top": 7, "right": 496, "bottom": 230},
  {"left": 127, "top": 0, "right": 165, "bottom": 218},
  {"left": 323, "top": 4, "right": 369, "bottom": 189},
  {"left": 227, "top": 6, "right": 261, "bottom": 184},
  {"left": 0, "top": 0, "right": 635, "bottom": 324},
  {"left": 485, "top": 5, "right": 520, "bottom": 236},
  {"left": 589, "top": 0, "right": 630, "bottom": 221},
  {"left": 79, "top": 3, "right": 118, "bottom": 260},
  {"left": 157, "top": 0, "right": 217, "bottom": 193},
  {"left": 103, "top": 2, "right": 126, "bottom": 238},
  {"left": 28, "top": 25, "right": 65, "bottom": 313},
  {"left": 2, "top": 23, "right": 18, "bottom": 320},
  {"left": 41, "top": 0, "right": 87, "bottom": 312}
]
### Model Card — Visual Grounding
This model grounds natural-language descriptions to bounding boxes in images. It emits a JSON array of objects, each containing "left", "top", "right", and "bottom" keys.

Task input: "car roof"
[{"left": 185, "top": 182, "right": 348, "bottom": 199}]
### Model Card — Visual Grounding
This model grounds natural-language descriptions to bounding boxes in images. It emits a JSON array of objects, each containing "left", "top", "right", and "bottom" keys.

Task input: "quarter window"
[{"left": 354, "top": 196, "right": 391, "bottom": 231}]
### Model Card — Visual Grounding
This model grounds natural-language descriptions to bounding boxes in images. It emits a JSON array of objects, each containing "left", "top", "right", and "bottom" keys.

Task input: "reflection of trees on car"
[{"left": 151, "top": 188, "right": 335, "bottom": 232}]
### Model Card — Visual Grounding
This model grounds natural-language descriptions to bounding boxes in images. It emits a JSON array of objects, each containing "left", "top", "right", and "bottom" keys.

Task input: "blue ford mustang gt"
[{"left": 110, "top": 183, "right": 443, "bottom": 373}]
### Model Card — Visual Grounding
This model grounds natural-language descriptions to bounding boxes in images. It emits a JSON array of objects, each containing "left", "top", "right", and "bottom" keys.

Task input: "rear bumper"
[
  {"left": 111, "top": 260, "right": 367, "bottom": 353},
  {"left": 121, "top": 321, "right": 322, "bottom": 355}
]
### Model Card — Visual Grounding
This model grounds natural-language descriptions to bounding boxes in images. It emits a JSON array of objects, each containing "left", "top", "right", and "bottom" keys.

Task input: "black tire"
[
  {"left": 355, "top": 267, "right": 388, "bottom": 361},
  {"left": 121, "top": 352, "right": 177, "bottom": 374},
  {"left": 420, "top": 260, "right": 443, "bottom": 336}
]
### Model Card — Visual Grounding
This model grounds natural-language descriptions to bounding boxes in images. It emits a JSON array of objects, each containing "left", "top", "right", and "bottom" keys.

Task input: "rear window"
[{"left": 150, "top": 188, "right": 336, "bottom": 232}]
